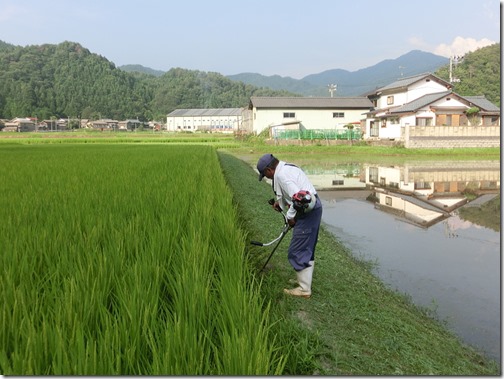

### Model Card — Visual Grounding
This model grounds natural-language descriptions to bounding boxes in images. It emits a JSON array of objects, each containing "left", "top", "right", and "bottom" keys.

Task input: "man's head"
[{"left": 257, "top": 153, "right": 278, "bottom": 181}]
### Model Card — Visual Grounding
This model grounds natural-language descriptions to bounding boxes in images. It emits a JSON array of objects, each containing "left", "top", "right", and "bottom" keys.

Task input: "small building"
[
  {"left": 166, "top": 108, "right": 242, "bottom": 133},
  {"left": 92, "top": 119, "right": 119, "bottom": 130},
  {"left": 247, "top": 96, "right": 373, "bottom": 135},
  {"left": 118, "top": 119, "right": 142, "bottom": 131},
  {"left": 3, "top": 118, "right": 35, "bottom": 132}
]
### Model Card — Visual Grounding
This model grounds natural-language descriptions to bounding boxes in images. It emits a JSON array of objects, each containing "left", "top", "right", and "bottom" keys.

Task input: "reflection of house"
[
  {"left": 364, "top": 73, "right": 500, "bottom": 143},
  {"left": 364, "top": 161, "right": 499, "bottom": 227},
  {"left": 372, "top": 189, "right": 454, "bottom": 228},
  {"left": 166, "top": 108, "right": 242, "bottom": 133},
  {"left": 364, "top": 161, "right": 500, "bottom": 198},
  {"left": 303, "top": 165, "right": 367, "bottom": 190},
  {"left": 246, "top": 97, "right": 373, "bottom": 135}
]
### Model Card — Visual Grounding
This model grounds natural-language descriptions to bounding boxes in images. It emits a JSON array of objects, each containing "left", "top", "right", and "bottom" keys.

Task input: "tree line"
[
  {"left": 0, "top": 40, "right": 499, "bottom": 122},
  {"left": 0, "top": 41, "right": 295, "bottom": 122},
  {"left": 434, "top": 43, "right": 500, "bottom": 107}
]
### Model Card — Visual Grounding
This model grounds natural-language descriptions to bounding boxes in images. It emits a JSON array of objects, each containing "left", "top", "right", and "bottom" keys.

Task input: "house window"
[
  {"left": 333, "top": 112, "right": 344, "bottom": 118},
  {"left": 283, "top": 112, "right": 295, "bottom": 118},
  {"left": 370, "top": 121, "right": 379, "bottom": 137},
  {"left": 387, "top": 96, "right": 394, "bottom": 105},
  {"left": 483, "top": 116, "right": 499, "bottom": 126},
  {"left": 416, "top": 117, "right": 432, "bottom": 126},
  {"left": 369, "top": 167, "right": 378, "bottom": 183},
  {"left": 446, "top": 115, "right": 452, "bottom": 126},
  {"left": 332, "top": 180, "right": 344, "bottom": 185},
  {"left": 385, "top": 196, "right": 392, "bottom": 206}
]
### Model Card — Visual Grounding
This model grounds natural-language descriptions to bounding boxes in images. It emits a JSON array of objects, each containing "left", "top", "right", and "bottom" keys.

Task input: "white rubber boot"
[{"left": 284, "top": 261, "right": 314, "bottom": 298}]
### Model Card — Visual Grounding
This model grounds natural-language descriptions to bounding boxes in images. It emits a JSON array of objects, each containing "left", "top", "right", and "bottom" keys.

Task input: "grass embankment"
[{"left": 218, "top": 150, "right": 500, "bottom": 375}]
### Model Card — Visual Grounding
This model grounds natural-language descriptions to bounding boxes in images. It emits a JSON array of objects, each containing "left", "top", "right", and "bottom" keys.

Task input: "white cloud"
[{"left": 434, "top": 36, "right": 496, "bottom": 57}]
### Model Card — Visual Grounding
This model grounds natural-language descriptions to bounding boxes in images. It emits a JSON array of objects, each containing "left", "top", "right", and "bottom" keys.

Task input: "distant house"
[
  {"left": 364, "top": 73, "right": 500, "bottom": 140},
  {"left": 166, "top": 108, "right": 242, "bottom": 133},
  {"left": 118, "top": 119, "right": 142, "bottom": 131},
  {"left": 92, "top": 119, "right": 119, "bottom": 130},
  {"left": 2, "top": 118, "right": 35, "bottom": 132},
  {"left": 247, "top": 96, "right": 373, "bottom": 135}
]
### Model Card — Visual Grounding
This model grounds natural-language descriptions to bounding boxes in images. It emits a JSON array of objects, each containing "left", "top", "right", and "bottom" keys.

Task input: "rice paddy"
[{"left": 0, "top": 144, "right": 285, "bottom": 375}]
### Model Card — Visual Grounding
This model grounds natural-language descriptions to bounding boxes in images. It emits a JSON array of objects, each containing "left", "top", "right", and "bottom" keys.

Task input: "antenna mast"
[
  {"left": 327, "top": 84, "right": 337, "bottom": 97},
  {"left": 449, "top": 55, "right": 463, "bottom": 83}
]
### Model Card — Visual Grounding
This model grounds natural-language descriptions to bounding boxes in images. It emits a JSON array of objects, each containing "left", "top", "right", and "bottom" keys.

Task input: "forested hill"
[
  {"left": 434, "top": 43, "right": 500, "bottom": 107},
  {"left": 0, "top": 41, "right": 294, "bottom": 121},
  {"left": 0, "top": 40, "right": 500, "bottom": 121}
]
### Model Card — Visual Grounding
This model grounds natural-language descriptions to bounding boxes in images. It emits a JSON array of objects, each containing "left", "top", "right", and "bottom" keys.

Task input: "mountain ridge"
[
  {"left": 226, "top": 50, "right": 450, "bottom": 96},
  {"left": 120, "top": 50, "right": 449, "bottom": 96}
]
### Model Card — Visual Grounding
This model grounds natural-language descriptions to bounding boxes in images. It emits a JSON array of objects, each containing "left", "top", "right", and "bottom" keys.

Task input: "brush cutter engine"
[{"left": 292, "top": 190, "right": 316, "bottom": 213}]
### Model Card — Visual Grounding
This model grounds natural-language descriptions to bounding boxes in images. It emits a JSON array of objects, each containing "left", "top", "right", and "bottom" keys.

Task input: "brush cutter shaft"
[
  {"left": 252, "top": 224, "right": 288, "bottom": 246},
  {"left": 261, "top": 225, "right": 289, "bottom": 271}
]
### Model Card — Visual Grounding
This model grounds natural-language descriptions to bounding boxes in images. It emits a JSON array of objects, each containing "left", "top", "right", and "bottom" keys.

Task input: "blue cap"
[{"left": 257, "top": 153, "right": 275, "bottom": 181}]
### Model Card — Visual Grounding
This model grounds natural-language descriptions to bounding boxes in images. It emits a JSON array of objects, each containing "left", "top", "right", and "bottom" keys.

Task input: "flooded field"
[{"left": 306, "top": 160, "right": 500, "bottom": 362}]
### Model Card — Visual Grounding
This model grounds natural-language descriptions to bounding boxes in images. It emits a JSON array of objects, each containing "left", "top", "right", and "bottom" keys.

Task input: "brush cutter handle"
[{"left": 250, "top": 241, "right": 264, "bottom": 246}]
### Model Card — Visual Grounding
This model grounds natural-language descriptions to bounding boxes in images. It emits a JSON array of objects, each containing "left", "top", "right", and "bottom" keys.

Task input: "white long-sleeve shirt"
[{"left": 273, "top": 161, "right": 317, "bottom": 220}]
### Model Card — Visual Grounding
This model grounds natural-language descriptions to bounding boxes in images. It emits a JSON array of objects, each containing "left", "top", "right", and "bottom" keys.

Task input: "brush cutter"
[{"left": 250, "top": 199, "right": 291, "bottom": 272}]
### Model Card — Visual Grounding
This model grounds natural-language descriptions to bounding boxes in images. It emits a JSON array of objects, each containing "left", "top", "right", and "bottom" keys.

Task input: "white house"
[
  {"left": 246, "top": 96, "right": 373, "bottom": 135},
  {"left": 364, "top": 73, "right": 500, "bottom": 140},
  {"left": 166, "top": 108, "right": 243, "bottom": 133}
]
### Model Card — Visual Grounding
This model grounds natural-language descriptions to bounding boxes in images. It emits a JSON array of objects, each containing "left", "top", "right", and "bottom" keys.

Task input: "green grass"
[
  {"left": 0, "top": 130, "right": 239, "bottom": 147},
  {"left": 218, "top": 150, "right": 500, "bottom": 375}
]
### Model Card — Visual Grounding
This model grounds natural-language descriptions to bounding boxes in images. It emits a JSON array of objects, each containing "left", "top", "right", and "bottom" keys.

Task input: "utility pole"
[
  {"left": 449, "top": 55, "right": 463, "bottom": 83},
  {"left": 327, "top": 84, "right": 337, "bottom": 97}
]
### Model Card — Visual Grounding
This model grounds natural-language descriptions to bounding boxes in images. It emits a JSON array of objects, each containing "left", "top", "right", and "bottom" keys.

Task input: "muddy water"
[{"left": 305, "top": 161, "right": 500, "bottom": 363}]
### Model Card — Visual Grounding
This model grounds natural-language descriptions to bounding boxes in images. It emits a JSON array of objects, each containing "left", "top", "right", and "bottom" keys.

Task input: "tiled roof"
[
  {"left": 249, "top": 96, "right": 373, "bottom": 109},
  {"left": 376, "top": 73, "right": 451, "bottom": 93},
  {"left": 390, "top": 91, "right": 451, "bottom": 113},
  {"left": 462, "top": 96, "right": 500, "bottom": 112},
  {"left": 389, "top": 91, "right": 500, "bottom": 114}
]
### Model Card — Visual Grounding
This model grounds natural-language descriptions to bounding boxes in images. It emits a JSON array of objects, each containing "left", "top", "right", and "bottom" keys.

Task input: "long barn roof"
[{"left": 249, "top": 96, "right": 373, "bottom": 109}]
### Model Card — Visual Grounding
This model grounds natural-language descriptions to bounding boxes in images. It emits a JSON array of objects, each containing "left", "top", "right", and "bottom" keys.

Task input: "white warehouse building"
[
  {"left": 166, "top": 108, "right": 243, "bottom": 133},
  {"left": 246, "top": 96, "right": 374, "bottom": 135}
]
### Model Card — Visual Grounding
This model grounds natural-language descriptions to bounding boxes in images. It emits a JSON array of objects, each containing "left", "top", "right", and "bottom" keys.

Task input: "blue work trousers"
[{"left": 287, "top": 197, "right": 322, "bottom": 271}]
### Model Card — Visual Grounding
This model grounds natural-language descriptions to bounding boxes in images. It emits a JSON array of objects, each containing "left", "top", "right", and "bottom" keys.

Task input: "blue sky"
[{"left": 0, "top": 0, "right": 500, "bottom": 79}]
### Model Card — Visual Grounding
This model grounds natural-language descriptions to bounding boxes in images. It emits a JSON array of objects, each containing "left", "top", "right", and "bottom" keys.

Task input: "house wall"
[
  {"left": 167, "top": 115, "right": 241, "bottom": 132},
  {"left": 406, "top": 79, "right": 449, "bottom": 102},
  {"left": 377, "top": 79, "right": 449, "bottom": 109},
  {"left": 252, "top": 107, "right": 366, "bottom": 134}
]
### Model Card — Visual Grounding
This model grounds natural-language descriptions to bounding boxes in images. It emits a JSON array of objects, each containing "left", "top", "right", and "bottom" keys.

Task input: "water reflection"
[
  {"left": 303, "top": 160, "right": 500, "bottom": 363},
  {"left": 304, "top": 160, "right": 500, "bottom": 229}
]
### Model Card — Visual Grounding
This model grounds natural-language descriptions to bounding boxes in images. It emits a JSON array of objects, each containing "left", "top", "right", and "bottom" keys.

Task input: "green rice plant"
[{"left": 0, "top": 144, "right": 284, "bottom": 375}]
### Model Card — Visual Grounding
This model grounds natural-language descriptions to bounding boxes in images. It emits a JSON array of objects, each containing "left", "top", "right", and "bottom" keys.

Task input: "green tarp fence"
[{"left": 273, "top": 129, "right": 362, "bottom": 140}]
